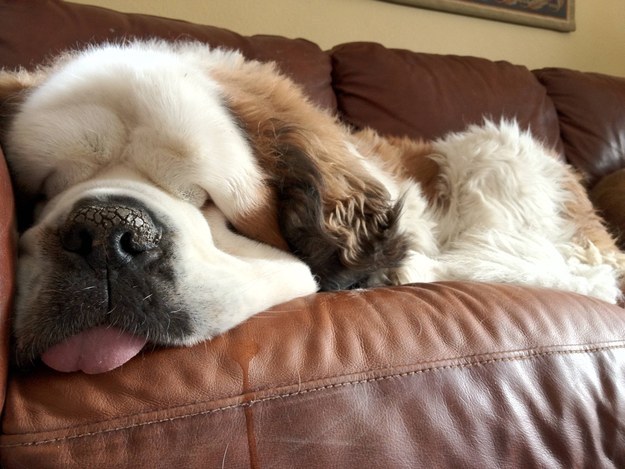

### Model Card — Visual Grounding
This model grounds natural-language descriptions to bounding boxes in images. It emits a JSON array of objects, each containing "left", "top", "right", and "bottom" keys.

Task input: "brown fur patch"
[
  {"left": 352, "top": 129, "right": 442, "bottom": 204},
  {"left": 590, "top": 169, "right": 625, "bottom": 250},
  {"left": 560, "top": 163, "right": 625, "bottom": 276},
  {"left": 212, "top": 59, "right": 410, "bottom": 289},
  {"left": 230, "top": 186, "right": 289, "bottom": 251}
]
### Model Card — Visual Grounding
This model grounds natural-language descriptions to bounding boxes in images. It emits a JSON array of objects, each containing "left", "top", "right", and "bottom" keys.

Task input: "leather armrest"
[
  {"left": 2, "top": 282, "right": 624, "bottom": 467},
  {"left": 0, "top": 146, "right": 15, "bottom": 414},
  {"left": 591, "top": 168, "right": 625, "bottom": 249}
]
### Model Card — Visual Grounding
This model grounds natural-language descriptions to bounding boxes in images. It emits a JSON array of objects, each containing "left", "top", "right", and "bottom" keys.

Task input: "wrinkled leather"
[
  {"left": 331, "top": 42, "right": 564, "bottom": 154},
  {"left": 1, "top": 1, "right": 625, "bottom": 468},
  {"left": 535, "top": 68, "right": 625, "bottom": 185},
  {"left": 2, "top": 284, "right": 625, "bottom": 467},
  {"left": 0, "top": 149, "right": 14, "bottom": 414},
  {"left": 0, "top": 0, "right": 336, "bottom": 111}
]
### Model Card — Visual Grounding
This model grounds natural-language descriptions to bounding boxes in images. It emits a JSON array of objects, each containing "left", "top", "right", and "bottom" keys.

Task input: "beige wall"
[{"left": 72, "top": 0, "right": 625, "bottom": 77}]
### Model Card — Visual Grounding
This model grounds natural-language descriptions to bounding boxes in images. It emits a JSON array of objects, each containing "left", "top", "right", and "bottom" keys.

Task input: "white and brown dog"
[{"left": 1, "top": 41, "right": 623, "bottom": 373}]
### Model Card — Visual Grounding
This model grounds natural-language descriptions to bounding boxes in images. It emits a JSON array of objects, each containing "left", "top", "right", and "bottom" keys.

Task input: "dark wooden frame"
[{"left": 381, "top": 0, "right": 575, "bottom": 32}]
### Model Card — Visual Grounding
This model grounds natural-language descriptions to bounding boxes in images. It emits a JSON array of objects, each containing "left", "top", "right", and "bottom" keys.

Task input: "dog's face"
[{"left": 0, "top": 42, "right": 408, "bottom": 373}]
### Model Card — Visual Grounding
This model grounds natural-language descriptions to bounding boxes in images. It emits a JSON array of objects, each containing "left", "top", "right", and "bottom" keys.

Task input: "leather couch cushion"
[
  {"left": 0, "top": 0, "right": 336, "bottom": 111},
  {"left": 2, "top": 283, "right": 625, "bottom": 466},
  {"left": 330, "top": 42, "right": 563, "bottom": 153},
  {"left": 535, "top": 68, "right": 625, "bottom": 185}
]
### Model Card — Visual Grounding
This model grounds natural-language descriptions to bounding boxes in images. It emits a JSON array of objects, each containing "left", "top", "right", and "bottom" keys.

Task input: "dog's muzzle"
[{"left": 15, "top": 195, "right": 194, "bottom": 374}]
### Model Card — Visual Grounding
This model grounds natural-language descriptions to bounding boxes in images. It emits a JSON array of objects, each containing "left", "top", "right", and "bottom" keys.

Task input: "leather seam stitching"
[
  {"left": 245, "top": 338, "right": 625, "bottom": 392},
  {"left": 2, "top": 342, "right": 624, "bottom": 448}
]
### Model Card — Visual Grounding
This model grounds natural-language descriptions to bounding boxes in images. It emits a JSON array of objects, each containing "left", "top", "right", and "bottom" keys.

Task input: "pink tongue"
[{"left": 41, "top": 326, "right": 147, "bottom": 374}]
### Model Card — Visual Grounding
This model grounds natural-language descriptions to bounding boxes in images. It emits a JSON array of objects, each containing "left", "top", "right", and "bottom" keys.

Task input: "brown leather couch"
[{"left": 1, "top": 1, "right": 625, "bottom": 467}]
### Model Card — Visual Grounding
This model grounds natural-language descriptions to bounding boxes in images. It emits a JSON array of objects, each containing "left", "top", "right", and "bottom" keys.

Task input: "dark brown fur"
[{"left": 213, "top": 60, "right": 411, "bottom": 289}]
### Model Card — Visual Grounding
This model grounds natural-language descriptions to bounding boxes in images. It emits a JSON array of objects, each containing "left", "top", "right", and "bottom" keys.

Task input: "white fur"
[
  {"left": 390, "top": 120, "right": 622, "bottom": 303},
  {"left": 9, "top": 41, "right": 264, "bottom": 218}
]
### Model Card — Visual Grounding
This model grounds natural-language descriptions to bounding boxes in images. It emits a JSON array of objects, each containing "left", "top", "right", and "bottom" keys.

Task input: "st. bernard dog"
[{"left": 1, "top": 41, "right": 623, "bottom": 374}]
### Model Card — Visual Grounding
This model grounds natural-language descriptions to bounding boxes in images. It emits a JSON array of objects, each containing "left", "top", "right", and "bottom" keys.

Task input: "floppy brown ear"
[
  {"left": 270, "top": 128, "right": 410, "bottom": 290},
  {"left": 213, "top": 60, "right": 410, "bottom": 290}
]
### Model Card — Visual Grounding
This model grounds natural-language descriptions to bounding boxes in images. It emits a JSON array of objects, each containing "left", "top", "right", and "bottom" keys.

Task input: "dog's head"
[{"left": 0, "top": 41, "right": 408, "bottom": 373}]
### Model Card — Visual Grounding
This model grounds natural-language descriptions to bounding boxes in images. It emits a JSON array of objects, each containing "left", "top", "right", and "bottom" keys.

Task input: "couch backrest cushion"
[
  {"left": 0, "top": 0, "right": 336, "bottom": 111},
  {"left": 330, "top": 42, "right": 564, "bottom": 154},
  {"left": 535, "top": 68, "right": 625, "bottom": 186}
]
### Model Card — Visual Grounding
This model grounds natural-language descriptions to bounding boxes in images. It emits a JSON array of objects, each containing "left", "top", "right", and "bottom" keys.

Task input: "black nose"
[{"left": 60, "top": 199, "right": 162, "bottom": 269}]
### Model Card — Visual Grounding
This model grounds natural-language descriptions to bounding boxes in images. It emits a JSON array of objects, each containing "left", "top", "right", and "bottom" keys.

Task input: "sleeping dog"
[{"left": 1, "top": 41, "right": 622, "bottom": 373}]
